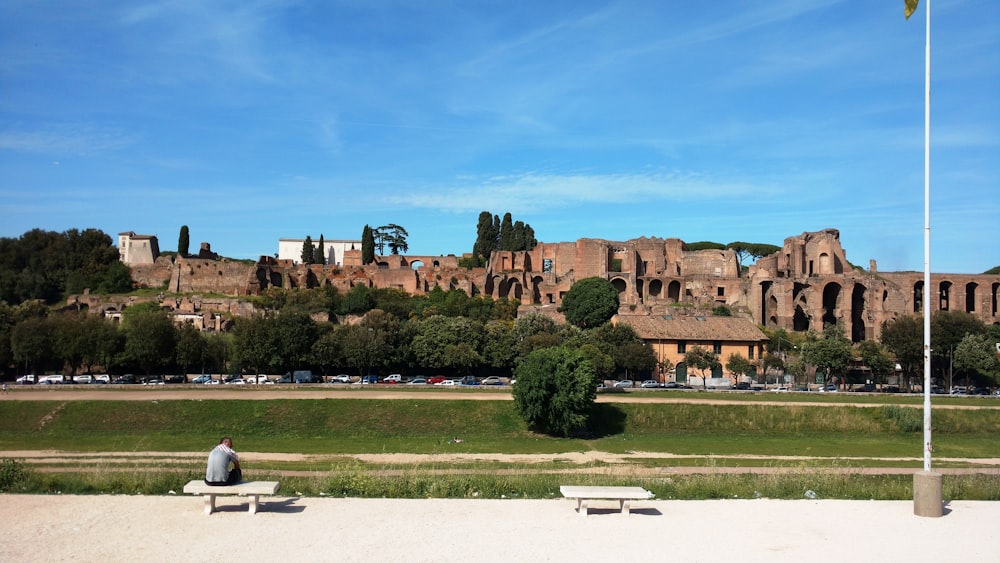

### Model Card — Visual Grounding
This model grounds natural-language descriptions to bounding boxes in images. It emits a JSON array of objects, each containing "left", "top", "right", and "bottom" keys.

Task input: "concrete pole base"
[{"left": 913, "top": 471, "right": 943, "bottom": 518}]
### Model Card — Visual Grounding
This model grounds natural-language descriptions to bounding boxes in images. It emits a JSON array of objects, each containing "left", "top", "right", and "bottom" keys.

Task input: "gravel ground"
[{"left": 2, "top": 494, "right": 997, "bottom": 562}]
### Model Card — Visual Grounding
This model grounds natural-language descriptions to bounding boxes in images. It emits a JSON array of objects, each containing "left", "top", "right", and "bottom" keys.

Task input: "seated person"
[{"left": 204, "top": 436, "right": 242, "bottom": 486}]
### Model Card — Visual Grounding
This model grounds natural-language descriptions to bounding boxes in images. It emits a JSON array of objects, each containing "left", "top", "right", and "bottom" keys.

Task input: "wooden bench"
[
  {"left": 559, "top": 485, "right": 654, "bottom": 516},
  {"left": 182, "top": 480, "right": 280, "bottom": 515}
]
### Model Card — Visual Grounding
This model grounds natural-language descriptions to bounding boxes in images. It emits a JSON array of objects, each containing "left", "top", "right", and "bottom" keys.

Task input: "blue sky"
[{"left": 1, "top": 1, "right": 997, "bottom": 274}]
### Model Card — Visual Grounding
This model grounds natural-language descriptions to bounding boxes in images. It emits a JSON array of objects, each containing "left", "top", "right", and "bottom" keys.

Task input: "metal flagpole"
[{"left": 913, "top": 0, "right": 942, "bottom": 517}]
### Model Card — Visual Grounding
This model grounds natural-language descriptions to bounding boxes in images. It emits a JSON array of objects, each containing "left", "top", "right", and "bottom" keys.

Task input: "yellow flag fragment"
[{"left": 905, "top": 0, "right": 919, "bottom": 19}]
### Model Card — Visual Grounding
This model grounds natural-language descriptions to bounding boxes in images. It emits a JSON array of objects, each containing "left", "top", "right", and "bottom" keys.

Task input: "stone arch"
[
  {"left": 822, "top": 282, "right": 841, "bottom": 329},
  {"left": 500, "top": 278, "right": 522, "bottom": 300},
  {"left": 939, "top": 280, "right": 952, "bottom": 311},
  {"left": 648, "top": 279, "right": 663, "bottom": 298},
  {"left": 851, "top": 283, "right": 866, "bottom": 342},
  {"left": 993, "top": 283, "right": 999, "bottom": 316},
  {"left": 410, "top": 260, "right": 424, "bottom": 270},
  {"left": 759, "top": 281, "right": 773, "bottom": 326},
  {"left": 819, "top": 252, "right": 831, "bottom": 274},
  {"left": 793, "top": 304, "right": 810, "bottom": 331},
  {"left": 965, "top": 282, "right": 977, "bottom": 313},
  {"left": 667, "top": 280, "right": 682, "bottom": 302},
  {"left": 432, "top": 260, "right": 440, "bottom": 268},
  {"left": 610, "top": 277, "right": 628, "bottom": 296},
  {"left": 531, "top": 276, "right": 545, "bottom": 304}
]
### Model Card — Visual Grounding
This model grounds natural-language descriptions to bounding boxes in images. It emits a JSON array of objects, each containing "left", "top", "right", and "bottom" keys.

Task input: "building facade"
[
  {"left": 118, "top": 231, "right": 160, "bottom": 265},
  {"left": 277, "top": 238, "right": 362, "bottom": 266}
]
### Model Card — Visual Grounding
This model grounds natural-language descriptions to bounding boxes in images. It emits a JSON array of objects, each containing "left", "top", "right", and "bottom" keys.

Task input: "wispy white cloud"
[
  {"left": 383, "top": 171, "right": 787, "bottom": 214},
  {"left": 0, "top": 124, "right": 138, "bottom": 155}
]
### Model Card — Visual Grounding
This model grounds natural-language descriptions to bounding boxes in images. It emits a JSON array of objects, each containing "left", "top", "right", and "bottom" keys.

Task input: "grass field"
[{"left": 2, "top": 396, "right": 998, "bottom": 500}]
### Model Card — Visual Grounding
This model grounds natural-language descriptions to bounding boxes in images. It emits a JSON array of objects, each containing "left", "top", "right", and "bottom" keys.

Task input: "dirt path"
[{"left": 6, "top": 386, "right": 998, "bottom": 409}]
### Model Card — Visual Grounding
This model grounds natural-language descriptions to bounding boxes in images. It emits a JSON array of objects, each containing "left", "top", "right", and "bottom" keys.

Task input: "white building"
[
  {"left": 277, "top": 238, "right": 361, "bottom": 266},
  {"left": 118, "top": 231, "right": 160, "bottom": 264}
]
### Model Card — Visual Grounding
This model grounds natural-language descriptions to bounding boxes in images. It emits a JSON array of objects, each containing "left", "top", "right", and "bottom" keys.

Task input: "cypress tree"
[
  {"left": 178, "top": 225, "right": 190, "bottom": 257},
  {"left": 317, "top": 234, "right": 326, "bottom": 265},
  {"left": 301, "top": 236, "right": 314, "bottom": 264},
  {"left": 498, "top": 212, "right": 515, "bottom": 251},
  {"left": 361, "top": 225, "right": 375, "bottom": 265}
]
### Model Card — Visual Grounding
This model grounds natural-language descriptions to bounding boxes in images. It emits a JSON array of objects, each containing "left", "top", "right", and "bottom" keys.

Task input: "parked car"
[
  {"left": 383, "top": 374, "right": 403, "bottom": 383},
  {"left": 15, "top": 374, "right": 35, "bottom": 384},
  {"left": 244, "top": 375, "right": 269, "bottom": 384},
  {"left": 613, "top": 380, "right": 634, "bottom": 388},
  {"left": 291, "top": 370, "right": 319, "bottom": 384},
  {"left": 357, "top": 375, "right": 379, "bottom": 384},
  {"left": 73, "top": 374, "right": 94, "bottom": 384},
  {"left": 111, "top": 375, "right": 136, "bottom": 384},
  {"left": 662, "top": 381, "right": 681, "bottom": 389},
  {"left": 772, "top": 386, "right": 790, "bottom": 392},
  {"left": 328, "top": 374, "right": 352, "bottom": 384},
  {"left": 820, "top": 384, "right": 838, "bottom": 393},
  {"left": 93, "top": 374, "right": 110, "bottom": 384},
  {"left": 480, "top": 376, "right": 502, "bottom": 386},
  {"left": 165, "top": 375, "right": 186, "bottom": 384},
  {"left": 406, "top": 377, "right": 428, "bottom": 385},
  {"left": 38, "top": 375, "right": 65, "bottom": 384},
  {"left": 192, "top": 374, "right": 213, "bottom": 384},
  {"left": 427, "top": 375, "right": 448, "bottom": 384},
  {"left": 640, "top": 380, "right": 660, "bottom": 388},
  {"left": 734, "top": 382, "right": 751, "bottom": 391},
  {"left": 435, "top": 379, "right": 458, "bottom": 386},
  {"left": 459, "top": 375, "right": 479, "bottom": 386},
  {"left": 145, "top": 378, "right": 165, "bottom": 385}
]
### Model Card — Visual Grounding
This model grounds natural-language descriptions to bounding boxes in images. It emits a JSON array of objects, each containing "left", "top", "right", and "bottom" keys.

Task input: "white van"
[
  {"left": 38, "top": 375, "right": 65, "bottom": 384},
  {"left": 15, "top": 374, "right": 35, "bottom": 384},
  {"left": 73, "top": 375, "right": 94, "bottom": 384}
]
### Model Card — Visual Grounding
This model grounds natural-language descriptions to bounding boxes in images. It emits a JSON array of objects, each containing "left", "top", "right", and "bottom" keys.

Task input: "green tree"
[
  {"left": 378, "top": 224, "right": 409, "bottom": 255},
  {"left": 726, "top": 241, "right": 781, "bottom": 274},
  {"left": 341, "top": 324, "right": 391, "bottom": 376},
  {"left": 684, "top": 345, "right": 720, "bottom": 389},
  {"left": 10, "top": 317, "right": 54, "bottom": 375},
  {"left": 498, "top": 213, "right": 515, "bottom": 251},
  {"left": 410, "top": 315, "right": 484, "bottom": 371},
  {"left": 96, "top": 261, "right": 134, "bottom": 294},
  {"left": 856, "top": 340, "right": 895, "bottom": 386},
  {"left": 880, "top": 315, "right": 923, "bottom": 386},
  {"left": 317, "top": 234, "right": 326, "bottom": 265},
  {"left": 472, "top": 211, "right": 499, "bottom": 264},
  {"left": 176, "top": 323, "right": 207, "bottom": 375},
  {"left": 300, "top": 236, "right": 314, "bottom": 265},
  {"left": 361, "top": 225, "right": 375, "bottom": 264},
  {"left": 931, "top": 311, "right": 986, "bottom": 389},
  {"left": 339, "top": 284, "right": 375, "bottom": 315},
  {"left": 271, "top": 312, "right": 318, "bottom": 372},
  {"left": 954, "top": 333, "right": 1000, "bottom": 388},
  {"left": 124, "top": 308, "right": 177, "bottom": 376},
  {"left": 801, "top": 326, "right": 853, "bottom": 387},
  {"left": 512, "top": 346, "right": 597, "bottom": 437},
  {"left": 178, "top": 225, "right": 190, "bottom": 257},
  {"left": 232, "top": 315, "right": 279, "bottom": 374},
  {"left": 726, "top": 353, "right": 753, "bottom": 382},
  {"left": 559, "top": 277, "right": 619, "bottom": 329}
]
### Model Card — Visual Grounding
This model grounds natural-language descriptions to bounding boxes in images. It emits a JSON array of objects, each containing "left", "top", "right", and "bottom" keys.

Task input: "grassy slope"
[{"left": 3, "top": 399, "right": 998, "bottom": 460}]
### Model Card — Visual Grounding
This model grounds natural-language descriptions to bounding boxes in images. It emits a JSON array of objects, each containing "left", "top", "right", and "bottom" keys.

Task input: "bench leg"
[
  {"left": 578, "top": 499, "right": 588, "bottom": 517},
  {"left": 621, "top": 500, "right": 632, "bottom": 516},
  {"left": 203, "top": 494, "right": 216, "bottom": 515},
  {"left": 248, "top": 494, "right": 260, "bottom": 515}
]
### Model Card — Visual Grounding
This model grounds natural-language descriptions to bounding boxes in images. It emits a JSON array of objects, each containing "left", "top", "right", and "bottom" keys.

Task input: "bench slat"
[
  {"left": 183, "top": 480, "right": 279, "bottom": 495},
  {"left": 559, "top": 486, "right": 652, "bottom": 500}
]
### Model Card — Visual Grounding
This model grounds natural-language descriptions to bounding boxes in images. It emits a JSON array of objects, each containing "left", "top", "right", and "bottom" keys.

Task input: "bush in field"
[
  {"left": 0, "top": 458, "right": 31, "bottom": 492},
  {"left": 512, "top": 346, "right": 597, "bottom": 437}
]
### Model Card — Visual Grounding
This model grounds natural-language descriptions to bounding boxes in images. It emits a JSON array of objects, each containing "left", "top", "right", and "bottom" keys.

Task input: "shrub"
[
  {"left": 512, "top": 346, "right": 597, "bottom": 437},
  {"left": 0, "top": 458, "right": 32, "bottom": 492}
]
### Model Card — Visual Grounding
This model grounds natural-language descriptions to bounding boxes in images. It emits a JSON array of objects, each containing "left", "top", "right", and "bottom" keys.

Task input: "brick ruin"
[{"left": 115, "top": 228, "right": 999, "bottom": 342}]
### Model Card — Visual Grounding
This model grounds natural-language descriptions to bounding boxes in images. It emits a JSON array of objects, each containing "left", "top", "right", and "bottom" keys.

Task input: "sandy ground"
[{"left": 1, "top": 494, "right": 997, "bottom": 562}]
